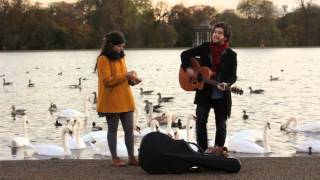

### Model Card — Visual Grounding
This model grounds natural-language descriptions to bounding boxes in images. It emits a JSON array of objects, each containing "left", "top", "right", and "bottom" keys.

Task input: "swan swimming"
[
  {"left": 228, "top": 121, "right": 271, "bottom": 154},
  {"left": 10, "top": 115, "right": 31, "bottom": 148},
  {"left": 56, "top": 96, "right": 89, "bottom": 121},
  {"left": 66, "top": 119, "right": 86, "bottom": 149},
  {"left": 32, "top": 127, "right": 73, "bottom": 157},
  {"left": 280, "top": 117, "right": 320, "bottom": 133}
]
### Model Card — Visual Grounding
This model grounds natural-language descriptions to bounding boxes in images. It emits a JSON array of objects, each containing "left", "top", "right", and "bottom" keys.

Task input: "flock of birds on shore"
[{"left": 2, "top": 66, "right": 320, "bottom": 159}]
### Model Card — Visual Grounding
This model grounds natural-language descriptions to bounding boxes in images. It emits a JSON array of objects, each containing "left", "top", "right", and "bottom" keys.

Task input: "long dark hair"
[{"left": 94, "top": 31, "right": 126, "bottom": 73}]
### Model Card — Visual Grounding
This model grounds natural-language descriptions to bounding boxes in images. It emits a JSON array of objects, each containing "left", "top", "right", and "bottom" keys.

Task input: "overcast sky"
[{"left": 31, "top": 0, "right": 320, "bottom": 11}]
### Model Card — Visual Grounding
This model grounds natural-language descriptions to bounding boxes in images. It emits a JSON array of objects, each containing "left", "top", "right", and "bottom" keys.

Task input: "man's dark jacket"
[{"left": 180, "top": 42, "right": 237, "bottom": 118}]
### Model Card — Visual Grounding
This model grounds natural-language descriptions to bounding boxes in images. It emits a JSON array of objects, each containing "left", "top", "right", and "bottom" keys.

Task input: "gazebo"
[{"left": 193, "top": 22, "right": 213, "bottom": 47}]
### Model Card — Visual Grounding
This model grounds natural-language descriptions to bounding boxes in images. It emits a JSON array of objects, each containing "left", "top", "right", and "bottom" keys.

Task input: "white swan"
[
  {"left": 137, "top": 119, "right": 161, "bottom": 137},
  {"left": 228, "top": 121, "right": 271, "bottom": 154},
  {"left": 280, "top": 117, "right": 320, "bottom": 133},
  {"left": 10, "top": 115, "right": 31, "bottom": 147},
  {"left": 173, "top": 114, "right": 196, "bottom": 142},
  {"left": 228, "top": 129, "right": 263, "bottom": 143},
  {"left": 296, "top": 140, "right": 320, "bottom": 153},
  {"left": 32, "top": 127, "right": 73, "bottom": 157},
  {"left": 56, "top": 96, "right": 89, "bottom": 121},
  {"left": 89, "top": 137, "right": 138, "bottom": 157},
  {"left": 66, "top": 119, "right": 86, "bottom": 149}
]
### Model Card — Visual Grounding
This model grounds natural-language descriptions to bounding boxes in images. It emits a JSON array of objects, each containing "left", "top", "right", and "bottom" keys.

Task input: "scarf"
[
  {"left": 210, "top": 41, "right": 229, "bottom": 73},
  {"left": 104, "top": 49, "right": 125, "bottom": 61}
]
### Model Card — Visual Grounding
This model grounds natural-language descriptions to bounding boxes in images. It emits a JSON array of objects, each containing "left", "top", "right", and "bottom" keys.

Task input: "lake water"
[{"left": 0, "top": 48, "right": 320, "bottom": 160}]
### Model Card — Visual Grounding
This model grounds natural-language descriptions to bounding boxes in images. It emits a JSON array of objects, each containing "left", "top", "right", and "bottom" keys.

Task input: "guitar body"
[
  {"left": 139, "top": 132, "right": 241, "bottom": 174},
  {"left": 179, "top": 59, "right": 215, "bottom": 91}
]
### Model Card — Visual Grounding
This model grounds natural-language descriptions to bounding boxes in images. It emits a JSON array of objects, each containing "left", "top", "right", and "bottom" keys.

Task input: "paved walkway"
[{"left": 0, "top": 157, "right": 319, "bottom": 180}]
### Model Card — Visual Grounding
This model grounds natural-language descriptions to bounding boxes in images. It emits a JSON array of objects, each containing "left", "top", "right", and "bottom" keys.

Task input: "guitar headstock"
[{"left": 230, "top": 86, "right": 243, "bottom": 95}]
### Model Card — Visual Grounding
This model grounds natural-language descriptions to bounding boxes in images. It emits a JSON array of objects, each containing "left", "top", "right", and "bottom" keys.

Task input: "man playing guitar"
[{"left": 180, "top": 21, "right": 238, "bottom": 156}]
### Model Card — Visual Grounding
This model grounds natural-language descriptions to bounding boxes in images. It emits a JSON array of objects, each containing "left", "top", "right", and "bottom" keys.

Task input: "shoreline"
[{"left": 0, "top": 157, "right": 319, "bottom": 179}]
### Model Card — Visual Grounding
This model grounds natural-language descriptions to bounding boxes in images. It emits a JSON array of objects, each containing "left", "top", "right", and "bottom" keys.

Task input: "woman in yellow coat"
[{"left": 94, "top": 31, "right": 140, "bottom": 166}]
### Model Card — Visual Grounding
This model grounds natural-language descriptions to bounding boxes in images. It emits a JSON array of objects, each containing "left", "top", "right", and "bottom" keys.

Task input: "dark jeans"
[
  {"left": 196, "top": 98, "right": 228, "bottom": 150},
  {"left": 105, "top": 112, "right": 134, "bottom": 158}
]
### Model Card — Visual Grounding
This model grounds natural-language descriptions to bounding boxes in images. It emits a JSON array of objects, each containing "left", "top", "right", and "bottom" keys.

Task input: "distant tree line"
[{"left": 0, "top": 0, "right": 319, "bottom": 50}]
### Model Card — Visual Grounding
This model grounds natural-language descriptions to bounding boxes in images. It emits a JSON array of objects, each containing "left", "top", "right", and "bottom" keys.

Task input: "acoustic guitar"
[{"left": 179, "top": 58, "right": 243, "bottom": 95}]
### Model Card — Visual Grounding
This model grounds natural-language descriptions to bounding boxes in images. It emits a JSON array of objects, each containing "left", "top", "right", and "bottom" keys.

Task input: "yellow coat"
[{"left": 96, "top": 55, "right": 135, "bottom": 113}]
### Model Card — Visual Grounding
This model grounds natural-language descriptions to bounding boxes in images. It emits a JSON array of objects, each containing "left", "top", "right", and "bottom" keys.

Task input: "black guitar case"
[{"left": 139, "top": 132, "right": 241, "bottom": 174}]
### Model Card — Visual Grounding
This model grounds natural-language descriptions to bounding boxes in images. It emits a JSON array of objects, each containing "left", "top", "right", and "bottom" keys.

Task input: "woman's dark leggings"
[
  {"left": 105, "top": 112, "right": 134, "bottom": 158},
  {"left": 196, "top": 98, "right": 228, "bottom": 151}
]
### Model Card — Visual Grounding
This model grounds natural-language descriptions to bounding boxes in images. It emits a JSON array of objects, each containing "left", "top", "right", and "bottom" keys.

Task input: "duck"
[
  {"left": 242, "top": 110, "right": 249, "bottom": 120},
  {"left": 280, "top": 117, "right": 320, "bottom": 133},
  {"left": 11, "top": 105, "right": 26, "bottom": 116},
  {"left": 10, "top": 115, "right": 31, "bottom": 147},
  {"left": 140, "top": 88, "right": 154, "bottom": 95},
  {"left": 49, "top": 103, "right": 58, "bottom": 112},
  {"left": 248, "top": 87, "right": 264, "bottom": 94},
  {"left": 157, "top": 93, "right": 174, "bottom": 103},
  {"left": 28, "top": 79, "right": 34, "bottom": 87},
  {"left": 295, "top": 140, "right": 320, "bottom": 153},
  {"left": 3, "top": 78, "right": 13, "bottom": 86},
  {"left": 270, "top": 75, "right": 279, "bottom": 81},
  {"left": 32, "top": 127, "right": 73, "bottom": 157},
  {"left": 55, "top": 120, "right": 62, "bottom": 127},
  {"left": 69, "top": 78, "right": 82, "bottom": 89},
  {"left": 227, "top": 121, "right": 271, "bottom": 154},
  {"left": 92, "top": 122, "right": 103, "bottom": 131},
  {"left": 57, "top": 72, "right": 63, "bottom": 75},
  {"left": 92, "top": 91, "right": 97, "bottom": 104}
]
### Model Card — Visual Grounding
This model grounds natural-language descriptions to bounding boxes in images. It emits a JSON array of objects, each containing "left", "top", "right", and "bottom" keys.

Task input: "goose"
[
  {"left": 32, "top": 127, "right": 73, "bottom": 157},
  {"left": 157, "top": 93, "right": 174, "bottom": 103},
  {"left": 0, "top": 74, "right": 4, "bottom": 77},
  {"left": 66, "top": 119, "right": 86, "bottom": 149},
  {"left": 248, "top": 87, "right": 264, "bottom": 94},
  {"left": 92, "top": 122, "right": 103, "bottom": 131},
  {"left": 10, "top": 115, "right": 31, "bottom": 147},
  {"left": 228, "top": 121, "right": 271, "bottom": 154},
  {"left": 56, "top": 96, "right": 89, "bottom": 121},
  {"left": 295, "top": 140, "right": 320, "bottom": 153},
  {"left": 280, "top": 117, "right": 320, "bottom": 133},
  {"left": 69, "top": 78, "right": 82, "bottom": 89},
  {"left": 57, "top": 72, "right": 63, "bottom": 76},
  {"left": 140, "top": 88, "right": 153, "bottom": 95},
  {"left": 270, "top": 75, "right": 279, "bottom": 81},
  {"left": 11, "top": 105, "right": 26, "bottom": 116},
  {"left": 153, "top": 112, "right": 177, "bottom": 125},
  {"left": 49, "top": 103, "right": 58, "bottom": 112},
  {"left": 3, "top": 78, "right": 13, "bottom": 86},
  {"left": 242, "top": 110, "right": 249, "bottom": 120},
  {"left": 28, "top": 79, "right": 34, "bottom": 87},
  {"left": 144, "top": 100, "right": 162, "bottom": 113}
]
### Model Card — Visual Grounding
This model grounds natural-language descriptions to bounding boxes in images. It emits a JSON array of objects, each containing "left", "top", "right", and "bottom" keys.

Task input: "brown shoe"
[
  {"left": 128, "top": 156, "right": 139, "bottom": 166},
  {"left": 205, "top": 146, "right": 229, "bottom": 157},
  {"left": 111, "top": 157, "right": 126, "bottom": 167}
]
